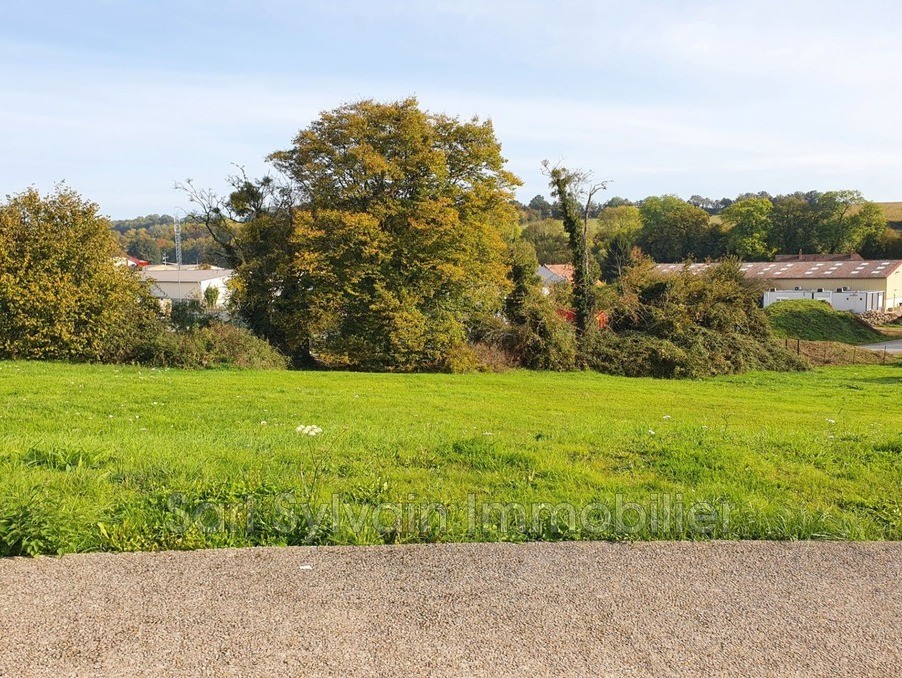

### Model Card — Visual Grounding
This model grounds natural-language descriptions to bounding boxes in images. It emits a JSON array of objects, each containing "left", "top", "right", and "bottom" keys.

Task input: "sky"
[{"left": 1, "top": 0, "right": 901, "bottom": 218}]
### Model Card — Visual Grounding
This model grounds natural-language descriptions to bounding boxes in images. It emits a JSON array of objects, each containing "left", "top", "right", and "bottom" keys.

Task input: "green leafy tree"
[
  {"left": 521, "top": 218, "right": 571, "bottom": 264},
  {"left": 813, "top": 192, "right": 886, "bottom": 253},
  {"left": 595, "top": 205, "right": 642, "bottom": 241},
  {"left": 194, "top": 98, "right": 521, "bottom": 370},
  {"left": 600, "top": 232, "right": 636, "bottom": 283},
  {"left": 721, "top": 197, "right": 775, "bottom": 260},
  {"left": 126, "top": 229, "right": 162, "bottom": 263},
  {"left": 767, "top": 191, "right": 885, "bottom": 255},
  {"left": 769, "top": 195, "right": 817, "bottom": 254},
  {"left": 528, "top": 194, "right": 553, "bottom": 219},
  {"left": 203, "top": 285, "right": 221, "bottom": 309},
  {"left": 0, "top": 187, "right": 160, "bottom": 361},
  {"left": 593, "top": 205, "right": 642, "bottom": 269},
  {"left": 637, "top": 195, "right": 724, "bottom": 262}
]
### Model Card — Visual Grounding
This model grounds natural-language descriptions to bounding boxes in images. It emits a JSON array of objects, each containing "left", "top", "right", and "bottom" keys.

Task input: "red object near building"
[{"left": 556, "top": 308, "right": 608, "bottom": 329}]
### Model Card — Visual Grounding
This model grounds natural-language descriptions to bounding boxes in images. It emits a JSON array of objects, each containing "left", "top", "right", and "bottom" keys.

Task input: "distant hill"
[{"left": 877, "top": 202, "right": 902, "bottom": 230}]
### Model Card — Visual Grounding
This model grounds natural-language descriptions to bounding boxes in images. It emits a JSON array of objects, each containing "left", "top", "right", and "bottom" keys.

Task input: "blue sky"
[{"left": 2, "top": 0, "right": 900, "bottom": 218}]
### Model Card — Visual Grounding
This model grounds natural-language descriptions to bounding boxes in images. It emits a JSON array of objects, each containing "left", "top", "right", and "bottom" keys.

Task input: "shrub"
[
  {"left": 0, "top": 186, "right": 162, "bottom": 362},
  {"left": 164, "top": 322, "right": 288, "bottom": 369},
  {"left": 585, "top": 258, "right": 808, "bottom": 377},
  {"left": 475, "top": 291, "right": 578, "bottom": 371},
  {"left": 468, "top": 341, "right": 519, "bottom": 372},
  {"left": 169, "top": 300, "right": 211, "bottom": 332}
]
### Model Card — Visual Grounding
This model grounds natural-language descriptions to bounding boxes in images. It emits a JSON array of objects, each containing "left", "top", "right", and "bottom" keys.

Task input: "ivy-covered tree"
[{"left": 545, "top": 163, "right": 605, "bottom": 338}]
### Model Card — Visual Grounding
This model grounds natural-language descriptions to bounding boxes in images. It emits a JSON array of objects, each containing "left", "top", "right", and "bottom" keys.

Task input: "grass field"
[
  {"left": 1, "top": 361, "right": 900, "bottom": 555},
  {"left": 877, "top": 201, "right": 902, "bottom": 228}
]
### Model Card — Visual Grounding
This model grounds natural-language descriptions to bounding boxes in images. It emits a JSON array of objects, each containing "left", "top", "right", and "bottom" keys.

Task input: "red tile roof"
[{"left": 544, "top": 264, "right": 574, "bottom": 282}]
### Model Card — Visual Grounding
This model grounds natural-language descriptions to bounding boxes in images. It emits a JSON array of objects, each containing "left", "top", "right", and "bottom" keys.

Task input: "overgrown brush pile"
[
  {"left": 480, "top": 258, "right": 807, "bottom": 378},
  {"left": 585, "top": 259, "right": 807, "bottom": 378}
]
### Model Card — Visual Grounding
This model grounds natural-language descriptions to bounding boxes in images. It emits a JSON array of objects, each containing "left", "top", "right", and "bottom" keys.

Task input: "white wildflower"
[
  {"left": 648, "top": 429, "right": 656, "bottom": 436},
  {"left": 826, "top": 419, "right": 836, "bottom": 424},
  {"left": 261, "top": 421, "right": 267, "bottom": 426},
  {"left": 662, "top": 415, "right": 671, "bottom": 420},
  {"left": 296, "top": 424, "right": 323, "bottom": 436}
]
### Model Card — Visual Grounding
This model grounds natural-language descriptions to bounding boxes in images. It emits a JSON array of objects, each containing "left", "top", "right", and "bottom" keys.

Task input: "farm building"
[
  {"left": 139, "top": 266, "right": 233, "bottom": 309},
  {"left": 654, "top": 259, "right": 902, "bottom": 312},
  {"left": 537, "top": 264, "right": 574, "bottom": 294}
]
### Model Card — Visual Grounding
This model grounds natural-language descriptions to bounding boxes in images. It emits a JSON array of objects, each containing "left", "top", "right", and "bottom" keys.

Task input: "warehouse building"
[{"left": 653, "top": 258, "right": 902, "bottom": 313}]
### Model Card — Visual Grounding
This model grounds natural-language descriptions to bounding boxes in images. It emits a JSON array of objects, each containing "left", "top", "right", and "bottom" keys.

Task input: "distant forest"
[
  {"left": 112, "top": 191, "right": 902, "bottom": 267},
  {"left": 111, "top": 214, "right": 228, "bottom": 266}
]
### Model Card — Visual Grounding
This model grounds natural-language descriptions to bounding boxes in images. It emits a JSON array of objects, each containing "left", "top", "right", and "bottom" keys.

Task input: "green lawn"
[{"left": 1, "top": 361, "right": 900, "bottom": 555}]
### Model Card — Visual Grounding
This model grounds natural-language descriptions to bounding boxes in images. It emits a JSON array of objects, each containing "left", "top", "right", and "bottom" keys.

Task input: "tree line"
[
  {"left": 0, "top": 97, "right": 834, "bottom": 375},
  {"left": 518, "top": 190, "right": 900, "bottom": 267}
]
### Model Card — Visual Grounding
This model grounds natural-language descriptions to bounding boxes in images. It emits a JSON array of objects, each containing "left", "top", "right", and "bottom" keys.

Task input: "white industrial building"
[
  {"left": 762, "top": 288, "right": 884, "bottom": 313},
  {"left": 654, "top": 258, "right": 902, "bottom": 313},
  {"left": 139, "top": 266, "right": 233, "bottom": 309}
]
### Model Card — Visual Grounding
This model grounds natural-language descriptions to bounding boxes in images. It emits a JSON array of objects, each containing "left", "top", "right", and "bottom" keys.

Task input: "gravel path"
[
  {"left": 1, "top": 541, "right": 899, "bottom": 676},
  {"left": 860, "top": 338, "right": 902, "bottom": 353}
]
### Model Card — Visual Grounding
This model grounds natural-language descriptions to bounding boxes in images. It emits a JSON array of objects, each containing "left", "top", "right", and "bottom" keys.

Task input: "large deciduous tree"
[
  {"left": 812, "top": 191, "right": 886, "bottom": 253},
  {"left": 0, "top": 186, "right": 159, "bottom": 362},
  {"left": 767, "top": 191, "right": 886, "bottom": 255},
  {"left": 197, "top": 98, "right": 521, "bottom": 370},
  {"left": 721, "top": 197, "right": 775, "bottom": 261},
  {"left": 636, "top": 195, "right": 724, "bottom": 262}
]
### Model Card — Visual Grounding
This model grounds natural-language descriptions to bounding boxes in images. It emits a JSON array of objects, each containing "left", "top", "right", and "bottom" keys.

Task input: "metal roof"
[
  {"left": 654, "top": 260, "right": 902, "bottom": 280},
  {"left": 537, "top": 265, "right": 570, "bottom": 284},
  {"left": 140, "top": 268, "right": 234, "bottom": 283}
]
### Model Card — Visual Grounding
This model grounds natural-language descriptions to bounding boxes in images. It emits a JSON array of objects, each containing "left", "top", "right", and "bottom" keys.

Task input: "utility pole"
[{"left": 174, "top": 216, "right": 183, "bottom": 302}]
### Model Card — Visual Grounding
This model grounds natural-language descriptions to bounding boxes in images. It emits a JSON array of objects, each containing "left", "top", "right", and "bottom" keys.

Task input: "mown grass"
[
  {"left": 766, "top": 299, "right": 886, "bottom": 344},
  {"left": 0, "top": 361, "right": 900, "bottom": 555}
]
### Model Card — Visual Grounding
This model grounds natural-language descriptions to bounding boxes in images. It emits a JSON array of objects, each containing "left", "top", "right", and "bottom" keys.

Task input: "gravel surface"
[
  {"left": 1, "top": 541, "right": 899, "bottom": 676},
  {"left": 861, "top": 339, "right": 902, "bottom": 353}
]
